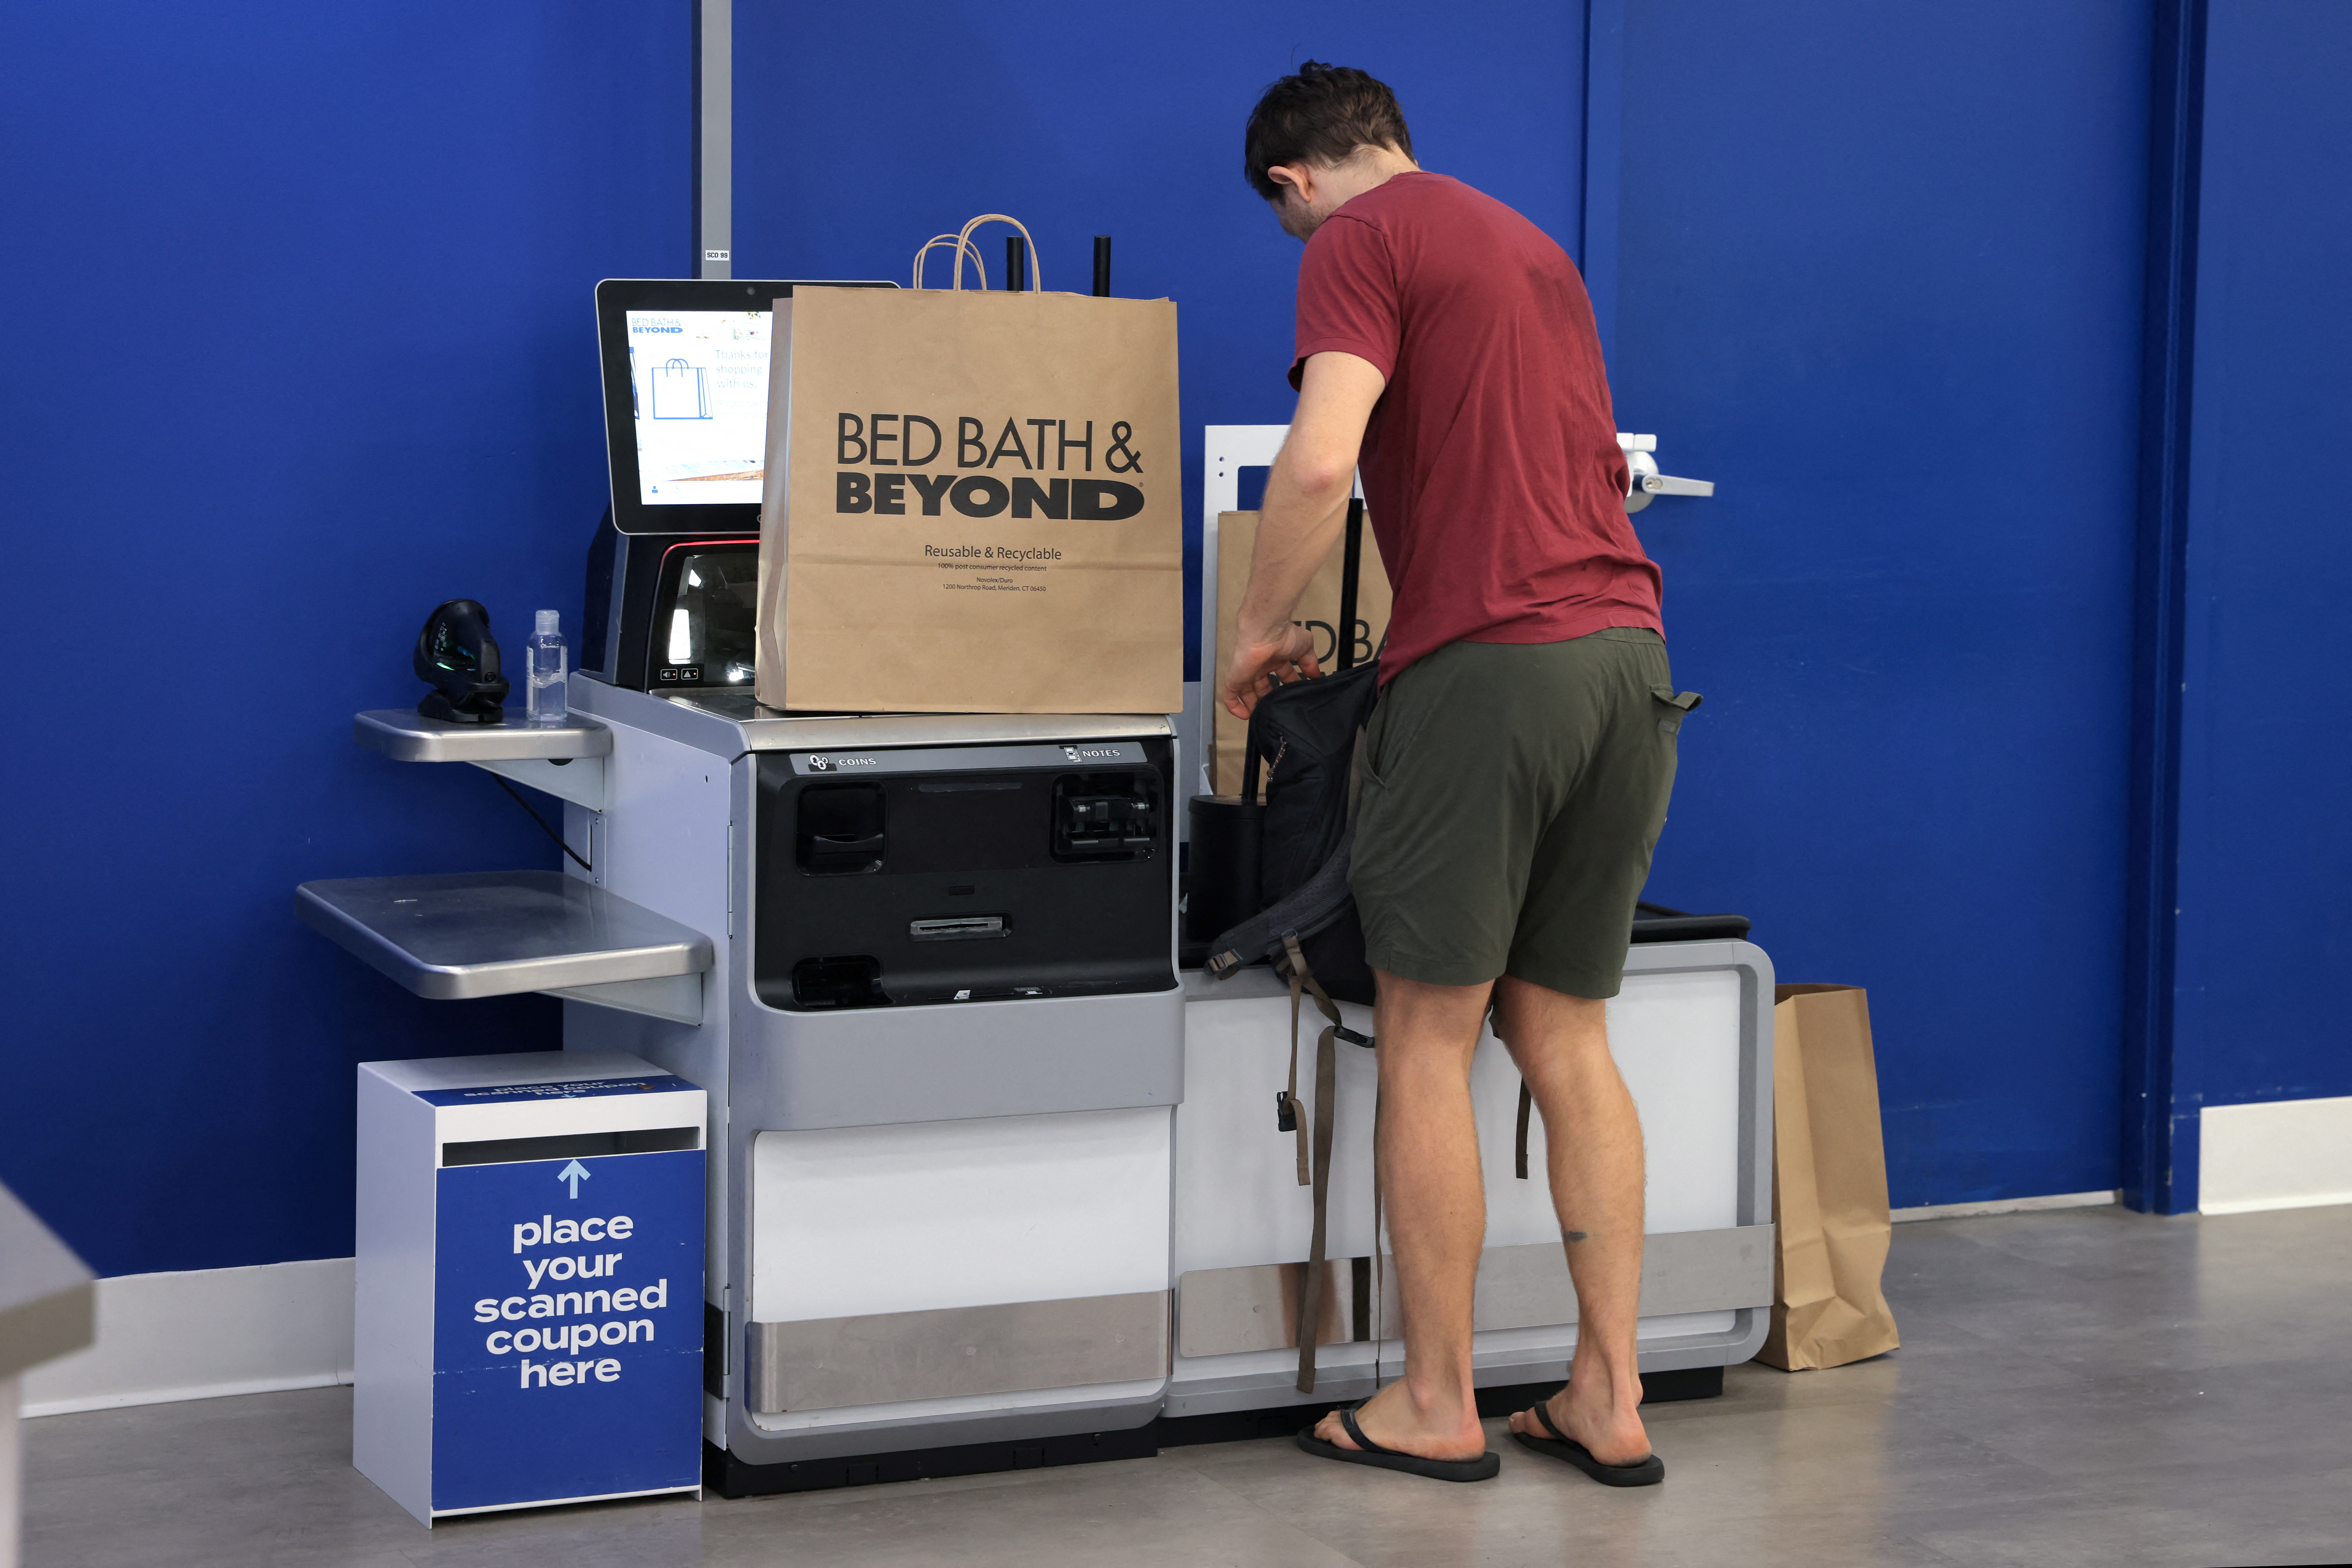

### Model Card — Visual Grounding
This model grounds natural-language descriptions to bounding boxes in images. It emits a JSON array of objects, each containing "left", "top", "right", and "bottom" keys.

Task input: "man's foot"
[
  {"left": 1506, "top": 1377, "right": 1650, "bottom": 1466},
  {"left": 1310, "top": 1378, "right": 1486, "bottom": 1462}
]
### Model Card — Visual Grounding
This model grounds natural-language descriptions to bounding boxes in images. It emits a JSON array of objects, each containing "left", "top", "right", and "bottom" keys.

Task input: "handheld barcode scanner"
[{"left": 413, "top": 598, "right": 509, "bottom": 724}]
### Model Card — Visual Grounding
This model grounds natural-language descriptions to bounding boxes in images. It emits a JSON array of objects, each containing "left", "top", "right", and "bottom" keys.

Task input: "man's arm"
[{"left": 1219, "top": 350, "right": 1388, "bottom": 720}]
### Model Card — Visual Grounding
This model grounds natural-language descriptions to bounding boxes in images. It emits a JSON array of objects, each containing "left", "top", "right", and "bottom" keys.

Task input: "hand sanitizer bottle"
[{"left": 526, "top": 610, "right": 568, "bottom": 727}]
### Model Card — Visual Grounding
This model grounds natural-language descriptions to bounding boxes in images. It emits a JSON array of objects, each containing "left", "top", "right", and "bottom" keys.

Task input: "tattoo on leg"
[{"left": 1564, "top": 1230, "right": 1589, "bottom": 1243}]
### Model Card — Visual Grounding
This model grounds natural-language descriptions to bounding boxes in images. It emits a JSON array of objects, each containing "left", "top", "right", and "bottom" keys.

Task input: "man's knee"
[
  {"left": 1493, "top": 975, "right": 1609, "bottom": 1063},
  {"left": 1372, "top": 969, "right": 1491, "bottom": 1064}
]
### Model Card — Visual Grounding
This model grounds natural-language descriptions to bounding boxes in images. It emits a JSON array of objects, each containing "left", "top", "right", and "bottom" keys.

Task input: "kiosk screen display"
[{"left": 624, "top": 309, "right": 771, "bottom": 506}]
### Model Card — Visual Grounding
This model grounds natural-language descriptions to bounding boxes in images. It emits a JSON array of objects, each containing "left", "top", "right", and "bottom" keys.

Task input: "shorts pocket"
[
  {"left": 1362, "top": 678, "right": 1434, "bottom": 786},
  {"left": 1359, "top": 692, "right": 1392, "bottom": 786},
  {"left": 1651, "top": 685, "right": 1702, "bottom": 737}
]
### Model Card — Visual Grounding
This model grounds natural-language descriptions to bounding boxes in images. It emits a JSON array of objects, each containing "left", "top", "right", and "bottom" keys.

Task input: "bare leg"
[
  {"left": 1311, "top": 970, "right": 1491, "bottom": 1461},
  {"left": 1495, "top": 975, "right": 1652, "bottom": 1464}
]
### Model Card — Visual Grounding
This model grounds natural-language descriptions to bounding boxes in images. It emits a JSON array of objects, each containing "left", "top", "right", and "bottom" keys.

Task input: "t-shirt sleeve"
[{"left": 1291, "top": 215, "right": 1399, "bottom": 389}]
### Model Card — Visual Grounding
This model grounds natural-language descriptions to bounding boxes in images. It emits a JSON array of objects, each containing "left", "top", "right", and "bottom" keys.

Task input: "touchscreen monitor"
[{"left": 595, "top": 278, "right": 893, "bottom": 535}]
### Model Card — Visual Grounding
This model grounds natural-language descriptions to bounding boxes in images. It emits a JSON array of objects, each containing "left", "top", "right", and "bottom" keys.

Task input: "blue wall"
[
  {"left": 729, "top": 0, "right": 1590, "bottom": 679},
  {"left": 2165, "top": 1, "right": 2352, "bottom": 1194},
  {"left": 0, "top": 4, "right": 686, "bottom": 1275},
  {"left": 5, "top": 1, "right": 2345, "bottom": 1274},
  {"left": 1616, "top": 3, "right": 2153, "bottom": 1206},
  {"left": 0, "top": 0, "right": 1598, "bottom": 1276}
]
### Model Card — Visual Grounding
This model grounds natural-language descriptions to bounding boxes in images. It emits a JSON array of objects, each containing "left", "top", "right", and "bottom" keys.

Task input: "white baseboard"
[
  {"left": 2201, "top": 1096, "right": 2352, "bottom": 1215},
  {"left": 1891, "top": 1190, "right": 2118, "bottom": 1224},
  {"left": 19, "top": 1258, "right": 353, "bottom": 1419}
]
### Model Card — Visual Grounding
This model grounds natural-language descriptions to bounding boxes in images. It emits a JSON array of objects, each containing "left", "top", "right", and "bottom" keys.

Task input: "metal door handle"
[{"left": 1616, "top": 436, "right": 1715, "bottom": 513}]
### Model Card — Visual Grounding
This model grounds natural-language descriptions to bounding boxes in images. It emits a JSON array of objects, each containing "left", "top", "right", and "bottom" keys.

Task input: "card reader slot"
[{"left": 909, "top": 915, "right": 1010, "bottom": 942}]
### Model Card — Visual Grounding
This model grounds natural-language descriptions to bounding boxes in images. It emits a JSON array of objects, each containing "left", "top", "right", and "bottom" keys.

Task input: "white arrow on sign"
[{"left": 557, "top": 1159, "right": 591, "bottom": 1200}]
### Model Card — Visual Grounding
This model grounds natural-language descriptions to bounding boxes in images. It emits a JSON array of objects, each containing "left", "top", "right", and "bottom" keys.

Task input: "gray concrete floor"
[{"left": 23, "top": 1204, "right": 2352, "bottom": 1567}]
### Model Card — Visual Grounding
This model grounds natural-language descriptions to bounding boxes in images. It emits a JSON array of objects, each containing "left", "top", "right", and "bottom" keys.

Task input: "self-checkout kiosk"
[{"left": 300, "top": 276, "right": 1770, "bottom": 1506}]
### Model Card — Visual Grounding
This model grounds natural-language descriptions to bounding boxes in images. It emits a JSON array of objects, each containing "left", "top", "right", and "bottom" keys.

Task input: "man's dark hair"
[{"left": 1243, "top": 62, "right": 1413, "bottom": 202}]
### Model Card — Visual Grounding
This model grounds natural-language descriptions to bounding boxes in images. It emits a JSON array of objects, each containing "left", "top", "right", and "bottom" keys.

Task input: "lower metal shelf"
[{"left": 296, "top": 870, "right": 713, "bottom": 1023}]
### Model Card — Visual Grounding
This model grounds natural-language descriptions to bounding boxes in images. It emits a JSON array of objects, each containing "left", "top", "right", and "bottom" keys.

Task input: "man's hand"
[
  {"left": 1220, "top": 351, "right": 1387, "bottom": 722},
  {"left": 1221, "top": 619, "right": 1322, "bottom": 720}
]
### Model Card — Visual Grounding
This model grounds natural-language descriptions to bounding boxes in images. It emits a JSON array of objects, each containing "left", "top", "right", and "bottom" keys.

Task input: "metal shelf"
[
  {"left": 296, "top": 870, "right": 712, "bottom": 1023},
  {"left": 352, "top": 708, "right": 609, "bottom": 809},
  {"left": 353, "top": 707, "right": 610, "bottom": 761}
]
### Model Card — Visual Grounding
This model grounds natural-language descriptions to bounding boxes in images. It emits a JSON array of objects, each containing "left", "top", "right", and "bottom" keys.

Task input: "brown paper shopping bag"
[
  {"left": 1757, "top": 983, "right": 1902, "bottom": 1370},
  {"left": 1208, "top": 509, "right": 1392, "bottom": 796},
  {"left": 756, "top": 215, "right": 1181, "bottom": 714}
]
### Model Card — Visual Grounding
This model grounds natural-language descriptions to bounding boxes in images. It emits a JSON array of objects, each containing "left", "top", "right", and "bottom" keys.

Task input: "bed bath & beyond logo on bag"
[{"left": 832, "top": 413, "right": 1147, "bottom": 521}]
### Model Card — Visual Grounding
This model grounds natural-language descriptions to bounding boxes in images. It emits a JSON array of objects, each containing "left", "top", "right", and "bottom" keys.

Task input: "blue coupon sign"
[{"left": 431, "top": 1150, "right": 704, "bottom": 1511}]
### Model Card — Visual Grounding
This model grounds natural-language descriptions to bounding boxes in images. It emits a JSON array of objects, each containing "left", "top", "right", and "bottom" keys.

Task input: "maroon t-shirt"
[{"left": 1291, "top": 172, "right": 1663, "bottom": 682}]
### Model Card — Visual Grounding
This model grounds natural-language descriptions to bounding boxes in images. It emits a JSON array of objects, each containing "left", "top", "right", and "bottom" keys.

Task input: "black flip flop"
[
  {"left": 1295, "top": 1406, "right": 1501, "bottom": 1482},
  {"left": 1509, "top": 1399, "right": 1665, "bottom": 1486}
]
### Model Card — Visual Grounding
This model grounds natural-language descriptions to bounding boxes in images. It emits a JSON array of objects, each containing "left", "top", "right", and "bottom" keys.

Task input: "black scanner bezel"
[
  {"left": 753, "top": 742, "right": 1178, "bottom": 1011},
  {"left": 594, "top": 277, "right": 895, "bottom": 537}
]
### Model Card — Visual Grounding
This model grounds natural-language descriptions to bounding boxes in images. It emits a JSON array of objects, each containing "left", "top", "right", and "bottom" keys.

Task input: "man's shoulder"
[
  {"left": 1338, "top": 175, "right": 1558, "bottom": 267},
  {"left": 1346, "top": 172, "right": 1515, "bottom": 226}
]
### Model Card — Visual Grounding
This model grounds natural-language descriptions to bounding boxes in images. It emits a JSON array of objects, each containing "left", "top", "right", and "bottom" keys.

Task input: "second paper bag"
[
  {"left": 757, "top": 283, "right": 1181, "bottom": 714},
  {"left": 1758, "top": 983, "right": 1902, "bottom": 1370}
]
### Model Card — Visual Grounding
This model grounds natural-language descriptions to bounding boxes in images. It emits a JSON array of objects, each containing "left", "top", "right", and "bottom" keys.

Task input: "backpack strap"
[
  {"left": 1371, "top": 1079, "right": 1387, "bottom": 1381},
  {"left": 1281, "top": 933, "right": 1345, "bottom": 1393},
  {"left": 1492, "top": 1001, "right": 1534, "bottom": 1180},
  {"left": 1515, "top": 1079, "right": 1534, "bottom": 1180},
  {"left": 1275, "top": 935, "right": 1375, "bottom": 1393},
  {"left": 1337, "top": 498, "right": 1365, "bottom": 671},
  {"left": 1205, "top": 827, "right": 1357, "bottom": 977},
  {"left": 1278, "top": 960, "right": 1311, "bottom": 1185}
]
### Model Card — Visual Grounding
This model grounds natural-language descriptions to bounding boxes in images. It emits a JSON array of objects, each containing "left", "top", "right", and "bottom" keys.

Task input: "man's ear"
[{"left": 1267, "top": 163, "right": 1311, "bottom": 203}]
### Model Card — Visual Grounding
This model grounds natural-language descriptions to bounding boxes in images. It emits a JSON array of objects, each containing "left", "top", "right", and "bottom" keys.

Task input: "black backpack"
[
  {"left": 1206, "top": 659, "right": 1380, "bottom": 1002},
  {"left": 1199, "top": 503, "right": 1382, "bottom": 1393},
  {"left": 1201, "top": 496, "right": 1381, "bottom": 1003}
]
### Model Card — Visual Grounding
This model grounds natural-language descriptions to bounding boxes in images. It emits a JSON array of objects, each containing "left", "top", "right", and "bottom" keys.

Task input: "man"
[{"left": 1222, "top": 62, "right": 1686, "bottom": 1486}]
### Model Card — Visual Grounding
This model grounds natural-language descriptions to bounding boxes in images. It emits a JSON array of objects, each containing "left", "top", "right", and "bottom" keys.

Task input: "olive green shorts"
[{"left": 1351, "top": 628, "right": 1698, "bottom": 999}]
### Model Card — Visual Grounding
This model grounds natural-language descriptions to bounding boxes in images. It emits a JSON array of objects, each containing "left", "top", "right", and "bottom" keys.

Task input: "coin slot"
[{"left": 798, "top": 784, "right": 885, "bottom": 875}]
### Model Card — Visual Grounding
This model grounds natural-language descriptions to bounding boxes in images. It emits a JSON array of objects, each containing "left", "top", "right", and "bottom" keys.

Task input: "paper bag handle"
[
  {"left": 952, "top": 214, "right": 1042, "bottom": 292},
  {"left": 912, "top": 233, "right": 988, "bottom": 291}
]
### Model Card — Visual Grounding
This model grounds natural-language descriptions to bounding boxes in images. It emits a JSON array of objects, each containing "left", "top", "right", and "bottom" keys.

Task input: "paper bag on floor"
[{"left": 1757, "top": 983, "right": 1901, "bottom": 1370}]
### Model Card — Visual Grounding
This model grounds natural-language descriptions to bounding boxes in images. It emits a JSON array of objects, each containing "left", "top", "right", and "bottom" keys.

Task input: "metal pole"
[{"left": 692, "top": 0, "right": 732, "bottom": 279}]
